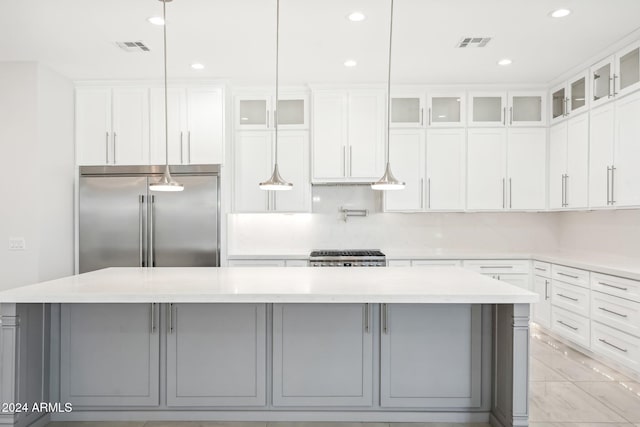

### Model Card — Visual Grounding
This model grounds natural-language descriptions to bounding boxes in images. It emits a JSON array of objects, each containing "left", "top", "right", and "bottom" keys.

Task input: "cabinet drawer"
[
  {"left": 551, "top": 306, "right": 590, "bottom": 348},
  {"left": 551, "top": 280, "right": 590, "bottom": 317},
  {"left": 591, "top": 321, "right": 640, "bottom": 373},
  {"left": 412, "top": 260, "right": 461, "bottom": 267},
  {"left": 462, "top": 260, "right": 530, "bottom": 274},
  {"left": 388, "top": 260, "right": 411, "bottom": 267},
  {"left": 552, "top": 264, "right": 589, "bottom": 288},
  {"left": 591, "top": 291, "right": 640, "bottom": 338},
  {"left": 533, "top": 261, "right": 551, "bottom": 278},
  {"left": 591, "top": 273, "right": 640, "bottom": 303}
]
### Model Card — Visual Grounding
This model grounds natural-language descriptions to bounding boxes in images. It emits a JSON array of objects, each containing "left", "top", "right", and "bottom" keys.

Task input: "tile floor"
[{"left": 45, "top": 328, "right": 640, "bottom": 427}]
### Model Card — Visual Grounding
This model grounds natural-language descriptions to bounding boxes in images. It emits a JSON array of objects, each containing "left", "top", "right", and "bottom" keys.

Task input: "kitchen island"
[{"left": 0, "top": 267, "right": 537, "bottom": 427}]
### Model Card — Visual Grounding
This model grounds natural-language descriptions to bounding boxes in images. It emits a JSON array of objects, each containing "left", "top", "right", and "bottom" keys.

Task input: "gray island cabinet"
[{"left": 0, "top": 267, "right": 536, "bottom": 427}]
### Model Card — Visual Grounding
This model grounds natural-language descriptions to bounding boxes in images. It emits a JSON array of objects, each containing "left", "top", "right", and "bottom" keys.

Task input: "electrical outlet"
[{"left": 8, "top": 237, "right": 26, "bottom": 251}]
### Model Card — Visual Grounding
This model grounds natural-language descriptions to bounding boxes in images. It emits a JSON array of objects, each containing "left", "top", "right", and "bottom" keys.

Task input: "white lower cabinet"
[
  {"left": 591, "top": 321, "right": 640, "bottom": 372},
  {"left": 551, "top": 280, "right": 590, "bottom": 318},
  {"left": 551, "top": 305, "right": 590, "bottom": 348},
  {"left": 591, "top": 291, "right": 640, "bottom": 337},
  {"left": 60, "top": 304, "right": 160, "bottom": 407},
  {"left": 272, "top": 303, "right": 373, "bottom": 406},
  {"left": 166, "top": 303, "right": 267, "bottom": 407},
  {"left": 380, "top": 304, "right": 482, "bottom": 408}
]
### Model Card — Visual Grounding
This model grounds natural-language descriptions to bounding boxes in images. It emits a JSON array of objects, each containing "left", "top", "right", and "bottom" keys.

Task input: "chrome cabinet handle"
[
  {"left": 592, "top": 73, "right": 598, "bottom": 101},
  {"left": 557, "top": 320, "right": 578, "bottom": 331},
  {"left": 139, "top": 195, "right": 145, "bottom": 267},
  {"left": 113, "top": 132, "right": 117, "bottom": 164},
  {"left": 557, "top": 272, "right": 579, "bottom": 279},
  {"left": 509, "top": 106, "right": 513, "bottom": 125},
  {"left": 349, "top": 146, "right": 353, "bottom": 176},
  {"left": 420, "top": 178, "right": 424, "bottom": 209},
  {"left": 613, "top": 74, "right": 618, "bottom": 96},
  {"left": 180, "top": 131, "right": 184, "bottom": 164},
  {"left": 535, "top": 267, "right": 547, "bottom": 272},
  {"left": 509, "top": 178, "right": 512, "bottom": 208},
  {"left": 168, "top": 303, "right": 174, "bottom": 334},
  {"left": 427, "top": 178, "right": 431, "bottom": 209},
  {"left": 342, "top": 146, "right": 346, "bottom": 176},
  {"left": 544, "top": 280, "right": 549, "bottom": 300},
  {"left": 150, "top": 303, "right": 156, "bottom": 333},
  {"left": 564, "top": 175, "right": 569, "bottom": 206},
  {"left": 420, "top": 108, "right": 424, "bottom": 126},
  {"left": 382, "top": 303, "right": 388, "bottom": 334},
  {"left": 557, "top": 293, "right": 579, "bottom": 302},
  {"left": 561, "top": 175, "right": 565, "bottom": 207},
  {"left": 187, "top": 131, "right": 191, "bottom": 164},
  {"left": 364, "top": 303, "right": 370, "bottom": 333},
  {"left": 599, "top": 338, "right": 627, "bottom": 353},
  {"left": 105, "top": 132, "right": 109, "bottom": 163},
  {"left": 503, "top": 107, "right": 506, "bottom": 125},
  {"left": 598, "top": 307, "right": 628, "bottom": 318},
  {"left": 149, "top": 194, "right": 155, "bottom": 267},
  {"left": 610, "top": 166, "right": 616, "bottom": 205},
  {"left": 607, "top": 166, "right": 611, "bottom": 205},
  {"left": 428, "top": 107, "right": 432, "bottom": 125},
  {"left": 598, "top": 281, "right": 628, "bottom": 291},
  {"left": 609, "top": 77, "right": 614, "bottom": 98},
  {"left": 502, "top": 178, "right": 506, "bottom": 209}
]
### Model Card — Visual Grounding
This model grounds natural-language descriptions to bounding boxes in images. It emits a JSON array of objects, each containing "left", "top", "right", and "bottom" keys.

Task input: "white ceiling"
[{"left": 1, "top": 0, "right": 640, "bottom": 85}]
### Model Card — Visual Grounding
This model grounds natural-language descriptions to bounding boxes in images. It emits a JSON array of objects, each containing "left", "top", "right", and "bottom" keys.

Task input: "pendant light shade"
[
  {"left": 372, "top": 0, "right": 405, "bottom": 191},
  {"left": 150, "top": 0, "right": 183, "bottom": 192},
  {"left": 259, "top": 0, "right": 293, "bottom": 191}
]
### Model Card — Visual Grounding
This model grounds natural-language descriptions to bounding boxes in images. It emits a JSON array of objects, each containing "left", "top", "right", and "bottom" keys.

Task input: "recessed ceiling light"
[
  {"left": 191, "top": 63, "right": 205, "bottom": 70},
  {"left": 147, "top": 16, "right": 165, "bottom": 26},
  {"left": 498, "top": 58, "right": 512, "bottom": 66},
  {"left": 347, "top": 11, "right": 366, "bottom": 22},
  {"left": 550, "top": 8, "right": 571, "bottom": 18},
  {"left": 344, "top": 60, "right": 357, "bottom": 67}
]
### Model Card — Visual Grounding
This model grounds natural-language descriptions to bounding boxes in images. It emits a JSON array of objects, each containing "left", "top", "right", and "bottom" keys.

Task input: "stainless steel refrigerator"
[{"left": 79, "top": 165, "right": 220, "bottom": 273}]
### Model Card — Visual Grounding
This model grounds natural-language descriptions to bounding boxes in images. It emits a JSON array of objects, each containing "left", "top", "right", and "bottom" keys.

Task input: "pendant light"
[
  {"left": 259, "top": 0, "right": 293, "bottom": 191},
  {"left": 150, "top": 0, "right": 184, "bottom": 192},
  {"left": 372, "top": 0, "right": 405, "bottom": 191}
]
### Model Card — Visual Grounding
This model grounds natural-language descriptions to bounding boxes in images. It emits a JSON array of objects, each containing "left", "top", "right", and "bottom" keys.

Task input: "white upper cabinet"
[
  {"left": 616, "top": 41, "right": 640, "bottom": 98},
  {"left": 589, "top": 103, "right": 615, "bottom": 207},
  {"left": 150, "top": 87, "right": 224, "bottom": 165},
  {"left": 312, "top": 89, "right": 385, "bottom": 182},
  {"left": 384, "top": 130, "right": 425, "bottom": 212},
  {"left": 469, "top": 91, "right": 546, "bottom": 127},
  {"left": 426, "top": 129, "right": 466, "bottom": 210},
  {"left": 508, "top": 91, "right": 546, "bottom": 127},
  {"left": 549, "top": 114, "right": 590, "bottom": 210},
  {"left": 234, "top": 131, "right": 310, "bottom": 213},
  {"left": 467, "top": 128, "right": 545, "bottom": 210},
  {"left": 427, "top": 92, "right": 466, "bottom": 127},
  {"left": 591, "top": 56, "right": 615, "bottom": 109},
  {"left": 235, "top": 92, "right": 308, "bottom": 130},
  {"left": 76, "top": 87, "right": 149, "bottom": 165},
  {"left": 467, "top": 128, "right": 507, "bottom": 210},
  {"left": 390, "top": 91, "right": 426, "bottom": 128},
  {"left": 468, "top": 92, "right": 507, "bottom": 127},
  {"left": 551, "top": 72, "right": 589, "bottom": 124}
]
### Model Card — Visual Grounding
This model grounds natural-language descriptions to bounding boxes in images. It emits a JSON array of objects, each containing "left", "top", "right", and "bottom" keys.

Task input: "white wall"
[
  {"left": 556, "top": 210, "right": 640, "bottom": 260},
  {"left": 0, "top": 62, "right": 74, "bottom": 290}
]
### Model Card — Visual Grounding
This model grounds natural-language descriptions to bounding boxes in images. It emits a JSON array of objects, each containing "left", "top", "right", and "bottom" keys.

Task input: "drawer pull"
[
  {"left": 598, "top": 307, "right": 628, "bottom": 318},
  {"left": 598, "top": 338, "right": 628, "bottom": 353},
  {"left": 557, "top": 272, "right": 580, "bottom": 279},
  {"left": 480, "top": 265, "right": 513, "bottom": 269},
  {"left": 598, "top": 281, "right": 628, "bottom": 291},
  {"left": 557, "top": 320, "right": 578, "bottom": 331},
  {"left": 535, "top": 267, "right": 547, "bottom": 272},
  {"left": 557, "top": 293, "right": 579, "bottom": 302}
]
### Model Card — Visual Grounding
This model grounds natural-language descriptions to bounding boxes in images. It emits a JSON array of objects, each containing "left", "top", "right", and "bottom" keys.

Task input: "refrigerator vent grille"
[
  {"left": 115, "top": 41, "right": 151, "bottom": 52},
  {"left": 456, "top": 37, "right": 492, "bottom": 48}
]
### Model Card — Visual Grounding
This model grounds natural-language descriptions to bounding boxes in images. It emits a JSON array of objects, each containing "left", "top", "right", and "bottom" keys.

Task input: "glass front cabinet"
[
  {"left": 468, "top": 91, "right": 546, "bottom": 127},
  {"left": 390, "top": 92, "right": 426, "bottom": 128},
  {"left": 551, "top": 71, "right": 589, "bottom": 124},
  {"left": 427, "top": 92, "right": 466, "bottom": 127},
  {"left": 234, "top": 92, "right": 308, "bottom": 130},
  {"left": 590, "top": 41, "right": 640, "bottom": 109}
]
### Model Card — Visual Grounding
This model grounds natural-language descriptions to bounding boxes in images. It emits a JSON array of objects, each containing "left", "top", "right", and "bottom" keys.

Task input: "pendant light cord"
[
  {"left": 386, "top": 0, "right": 393, "bottom": 164},
  {"left": 163, "top": 0, "right": 169, "bottom": 168},
  {"left": 274, "top": 0, "right": 280, "bottom": 164}
]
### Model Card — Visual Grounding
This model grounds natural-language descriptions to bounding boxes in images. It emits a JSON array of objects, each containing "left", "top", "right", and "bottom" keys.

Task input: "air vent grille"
[
  {"left": 456, "top": 37, "right": 492, "bottom": 48},
  {"left": 115, "top": 41, "right": 151, "bottom": 52}
]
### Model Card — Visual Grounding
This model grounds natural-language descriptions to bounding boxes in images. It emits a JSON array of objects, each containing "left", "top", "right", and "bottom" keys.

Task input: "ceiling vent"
[
  {"left": 456, "top": 37, "right": 492, "bottom": 48},
  {"left": 115, "top": 41, "right": 151, "bottom": 52}
]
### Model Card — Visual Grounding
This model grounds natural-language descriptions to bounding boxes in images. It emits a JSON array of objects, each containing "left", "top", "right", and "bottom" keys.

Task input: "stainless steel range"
[{"left": 309, "top": 250, "right": 386, "bottom": 267}]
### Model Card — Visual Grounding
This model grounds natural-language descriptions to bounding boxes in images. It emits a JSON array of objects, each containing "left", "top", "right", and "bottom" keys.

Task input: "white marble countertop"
[{"left": 0, "top": 266, "right": 537, "bottom": 304}]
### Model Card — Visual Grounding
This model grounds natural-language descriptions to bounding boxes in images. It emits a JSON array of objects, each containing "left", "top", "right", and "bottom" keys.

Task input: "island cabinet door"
[
  {"left": 166, "top": 303, "right": 267, "bottom": 407},
  {"left": 380, "top": 304, "right": 482, "bottom": 408},
  {"left": 60, "top": 303, "right": 160, "bottom": 407},
  {"left": 272, "top": 303, "right": 373, "bottom": 406}
]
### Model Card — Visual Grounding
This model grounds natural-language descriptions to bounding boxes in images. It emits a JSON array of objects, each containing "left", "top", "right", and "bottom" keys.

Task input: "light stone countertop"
[{"left": 0, "top": 266, "right": 538, "bottom": 304}]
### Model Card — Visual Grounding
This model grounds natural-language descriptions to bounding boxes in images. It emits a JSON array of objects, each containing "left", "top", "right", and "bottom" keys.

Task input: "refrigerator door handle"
[
  {"left": 139, "top": 195, "right": 145, "bottom": 267},
  {"left": 149, "top": 194, "right": 155, "bottom": 267}
]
